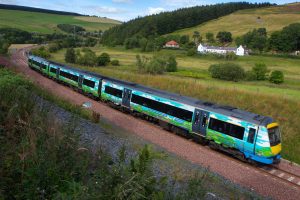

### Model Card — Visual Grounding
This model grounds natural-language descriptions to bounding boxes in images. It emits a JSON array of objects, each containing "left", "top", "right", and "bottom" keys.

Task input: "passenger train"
[{"left": 28, "top": 54, "right": 282, "bottom": 164}]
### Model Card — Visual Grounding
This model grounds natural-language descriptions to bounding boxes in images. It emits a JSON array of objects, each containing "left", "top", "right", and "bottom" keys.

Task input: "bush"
[
  {"left": 245, "top": 70, "right": 257, "bottom": 81},
  {"left": 225, "top": 52, "right": 238, "bottom": 60},
  {"left": 77, "top": 49, "right": 97, "bottom": 66},
  {"left": 97, "top": 52, "right": 111, "bottom": 66},
  {"left": 111, "top": 59, "right": 120, "bottom": 66},
  {"left": 187, "top": 48, "right": 196, "bottom": 56},
  {"left": 208, "top": 63, "right": 245, "bottom": 81},
  {"left": 166, "top": 56, "right": 177, "bottom": 72},
  {"left": 65, "top": 48, "right": 76, "bottom": 63},
  {"left": 252, "top": 63, "right": 268, "bottom": 80},
  {"left": 269, "top": 70, "right": 284, "bottom": 84},
  {"left": 31, "top": 46, "right": 51, "bottom": 59},
  {"left": 145, "top": 56, "right": 166, "bottom": 74}
]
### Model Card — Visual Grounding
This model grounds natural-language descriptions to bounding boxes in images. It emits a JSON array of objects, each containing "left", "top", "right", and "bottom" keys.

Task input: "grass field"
[
  {"left": 50, "top": 46, "right": 300, "bottom": 164},
  {"left": 171, "top": 3, "right": 300, "bottom": 41},
  {"left": 0, "top": 9, "right": 120, "bottom": 33}
]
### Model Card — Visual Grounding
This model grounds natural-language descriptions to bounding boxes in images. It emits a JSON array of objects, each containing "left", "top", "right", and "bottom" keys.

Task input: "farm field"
[
  {"left": 171, "top": 3, "right": 300, "bottom": 40},
  {"left": 50, "top": 46, "right": 300, "bottom": 164},
  {"left": 0, "top": 9, "right": 120, "bottom": 33}
]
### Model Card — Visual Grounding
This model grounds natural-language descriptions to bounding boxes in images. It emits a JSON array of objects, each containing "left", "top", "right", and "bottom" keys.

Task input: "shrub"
[
  {"left": 65, "top": 48, "right": 76, "bottom": 63},
  {"left": 111, "top": 59, "right": 120, "bottom": 66},
  {"left": 225, "top": 52, "right": 238, "bottom": 60},
  {"left": 245, "top": 70, "right": 257, "bottom": 81},
  {"left": 31, "top": 46, "right": 51, "bottom": 59},
  {"left": 209, "top": 63, "right": 245, "bottom": 81},
  {"left": 145, "top": 56, "right": 166, "bottom": 74},
  {"left": 77, "top": 49, "right": 97, "bottom": 66},
  {"left": 269, "top": 70, "right": 284, "bottom": 84},
  {"left": 136, "top": 54, "right": 148, "bottom": 72},
  {"left": 252, "top": 63, "right": 268, "bottom": 80},
  {"left": 97, "top": 53, "right": 111, "bottom": 66},
  {"left": 166, "top": 56, "right": 177, "bottom": 72},
  {"left": 187, "top": 48, "right": 196, "bottom": 56}
]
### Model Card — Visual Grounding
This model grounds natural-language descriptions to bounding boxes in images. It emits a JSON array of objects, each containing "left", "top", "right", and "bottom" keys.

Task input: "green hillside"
[
  {"left": 0, "top": 9, "right": 121, "bottom": 34},
  {"left": 171, "top": 3, "right": 300, "bottom": 39}
]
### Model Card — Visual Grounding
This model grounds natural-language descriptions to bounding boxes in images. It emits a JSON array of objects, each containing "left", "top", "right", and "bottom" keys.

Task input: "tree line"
[
  {"left": 101, "top": 2, "right": 272, "bottom": 46},
  {"left": 0, "top": 4, "right": 82, "bottom": 16},
  {"left": 236, "top": 23, "right": 300, "bottom": 53}
]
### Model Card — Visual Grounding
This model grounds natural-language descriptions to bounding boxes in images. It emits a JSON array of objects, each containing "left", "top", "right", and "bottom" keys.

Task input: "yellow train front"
[{"left": 248, "top": 122, "right": 281, "bottom": 164}]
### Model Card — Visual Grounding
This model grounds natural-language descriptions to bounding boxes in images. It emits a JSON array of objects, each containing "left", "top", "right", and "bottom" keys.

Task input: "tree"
[
  {"left": 216, "top": 31, "right": 232, "bottom": 44},
  {"left": 97, "top": 53, "right": 111, "bottom": 66},
  {"left": 268, "top": 23, "right": 300, "bottom": 52},
  {"left": 269, "top": 70, "right": 284, "bottom": 84},
  {"left": 77, "top": 49, "right": 97, "bottom": 66},
  {"left": 65, "top": 48, "right": 76, "bottom": 63},
  {"left": 192, "top": 31, "right": 200, "bottom": 45},
  {"left": 166, "top": 56, "right": 177, "bottom": 72},
  {"left": 31, "top": 47, "right": 51, "bottom": 59},
  {"left": 111, "top": 59, "right": 120, "bottom": 66},
  {"left": 145, "top": 56, "right": 166, "bottom": 74},
  {"left": 139, "top": 38, "right": 148, "bottom": 52},
  {"left": 252, "top": 63, "right": 268, "bottom": 80},
  {"left": 180, "top": 35, "right": 189, "bottom": 44},
  {"left": 209, "top": 63, "right": 245, "bottom": 81},
  {"left": 205, "top": 32, "right": 215, "bottom": 43},
  {"left": 0, "top": 41, "right": 9, "bottom": 54}
]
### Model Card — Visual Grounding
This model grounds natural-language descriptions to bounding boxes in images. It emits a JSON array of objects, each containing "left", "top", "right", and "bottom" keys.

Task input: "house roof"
[
  {"left": 199, "top": 43, "right": 239, "bottom": 51},
  {"left": 166, "top": 40, "right": 179, "bottom": 45}
]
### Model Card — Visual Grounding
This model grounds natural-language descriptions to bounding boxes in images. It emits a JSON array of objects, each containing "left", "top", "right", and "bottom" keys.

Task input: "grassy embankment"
[
  {"left": 0, "top": 9, "right": 120, "bottom": 33},
  {"left": 171, "top": 3, "right": 300, "bottom": 41},
  {"left": 0, "top": 67, "right": 263, "bottom": 199},
  {"left": 51, "top": 46, "right": 300, "bottom": 164}
]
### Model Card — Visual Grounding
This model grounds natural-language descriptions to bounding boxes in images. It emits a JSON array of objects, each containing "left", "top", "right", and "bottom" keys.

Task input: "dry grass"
[
  {"left": 50, "top": 47, "right": 300, "bottom": 163},
  {"left": 172, "top": 3, "right": 300, "bottom": 39},
  {"left": 74, "top": 16, "right": 121, "bottom": 24}
]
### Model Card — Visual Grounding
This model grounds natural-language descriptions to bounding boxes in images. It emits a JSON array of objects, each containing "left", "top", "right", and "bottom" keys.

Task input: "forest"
[
  {"left": 0, "top": 4, "right": 82, "bottom": 16},
  {"left": 101, "top": 2, "right": 273, "bottom": 46}
]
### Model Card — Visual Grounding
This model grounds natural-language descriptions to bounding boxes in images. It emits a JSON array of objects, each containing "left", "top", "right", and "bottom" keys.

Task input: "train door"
[
  {"left": 78, "top": 75, "right": 83, "bottom": 88},
  {"left": 56, "top": 68, "right": 60, "bottom": 79},
  {"left": 98, "top": 79, "right": 102, "bottom": 98},
  {"left": 122, "top": 88, "right": 132, "bottom": 108},
  {"left": 192, "top": 109, "right": 209, "bottom": 136},
  {"left": 244, "top": 128, "right": 257, "bottom": 155}
]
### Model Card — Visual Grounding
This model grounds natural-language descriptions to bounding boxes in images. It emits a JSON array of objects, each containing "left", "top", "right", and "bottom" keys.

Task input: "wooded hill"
[
  {"left": 102, "top": 2, "right": 273, "bottom": 45},
  {"left": 0, "top": 4, "right": 83, "bottom": 16}
]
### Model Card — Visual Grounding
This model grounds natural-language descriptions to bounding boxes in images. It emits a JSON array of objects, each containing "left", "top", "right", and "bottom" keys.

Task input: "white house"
[{"left": 197, "top": 43, "right": 246, "bottom": 56}]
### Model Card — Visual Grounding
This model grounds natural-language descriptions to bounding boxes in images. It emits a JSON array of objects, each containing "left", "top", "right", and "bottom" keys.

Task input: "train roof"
[{"left": 29, "top": 55, "right": 273, "bottom": 126}]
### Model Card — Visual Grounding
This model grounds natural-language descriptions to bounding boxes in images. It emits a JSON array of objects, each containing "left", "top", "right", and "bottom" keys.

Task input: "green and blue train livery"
[{"left": 28, "top": 54, "right": 282, "bottom": 165}]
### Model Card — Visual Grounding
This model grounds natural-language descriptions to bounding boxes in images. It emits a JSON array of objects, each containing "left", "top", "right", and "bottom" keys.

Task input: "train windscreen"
[{"left": 268, "top": 126, "right": 281, "bottom": 146}]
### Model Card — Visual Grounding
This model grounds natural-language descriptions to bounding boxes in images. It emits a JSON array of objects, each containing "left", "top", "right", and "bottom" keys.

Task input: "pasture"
[
  {"left": 0, "top": 9, "right": 120, "bottom": 33},
  {"left": 171, "top": 3, "right": 300, "bottom": 40},
  {"left": 50, "top": 46, "right": 300, "bottom": 164}
]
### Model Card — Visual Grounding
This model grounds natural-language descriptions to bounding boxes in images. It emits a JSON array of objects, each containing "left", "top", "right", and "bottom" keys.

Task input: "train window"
[
  {"left": 202, "top": 114, "right": 207, "bottom": 127},
  {"left": 60, "top": 70, "right": 78, "bottom": 82},
  {"left": 50, "top": 67, "right": 57, "bottom": 74},
  {"left": 131, "top": 94, "right": 193, "bottom": 122},
  {"left": 104, "top": 86, "right": 123, "bottom": 98},
  {"left": 247, "top": 128, "right": 256, "bottom": 144},
  {"left": 41, "top": 63, "right": 47, "bottom": 69},
  {"left": 208, "top": 118, "right": 245, "bottom": 140},
  {"left": 194, "top": 111, "right": 200, "bottom": 124},
  {"left": 83, "top": 79, "right": 95, "bottom": 88}
]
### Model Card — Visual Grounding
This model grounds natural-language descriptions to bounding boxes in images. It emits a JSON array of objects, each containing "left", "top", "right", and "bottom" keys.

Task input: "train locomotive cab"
[{"left": 254, "top": 123, "right": 281, "bottom": 164}]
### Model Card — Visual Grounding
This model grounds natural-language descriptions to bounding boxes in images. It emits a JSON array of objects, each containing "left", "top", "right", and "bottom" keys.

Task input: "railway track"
[
  {"left": 259, "top": 165, "right": 300, "bottom": 188},
  {"left": 6, "top": 48, "right": 300, "bottom": 199}
]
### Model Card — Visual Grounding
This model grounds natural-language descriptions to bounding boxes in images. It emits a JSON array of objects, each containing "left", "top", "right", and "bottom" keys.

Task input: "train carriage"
[{"left": 27, "top": 54, "right": 282, "bottom": 164}]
